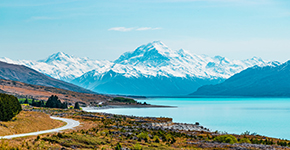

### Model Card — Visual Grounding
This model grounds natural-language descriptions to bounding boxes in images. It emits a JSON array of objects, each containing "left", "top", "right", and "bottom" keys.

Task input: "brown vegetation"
[
  {"left": 0, "top": 79, "right": 110, "bottom": 105},
  {"left": 1, "top": 107, "right": 290, "bottom": 149},
  {"left": 0, "top": 111, "right": 65, "bottom": 136}
]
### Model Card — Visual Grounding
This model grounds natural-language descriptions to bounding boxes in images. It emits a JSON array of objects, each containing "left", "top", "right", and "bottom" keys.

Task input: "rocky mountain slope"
[
  {"left": 191, "top": 61, "right": 290, "bottom": 97},
  {"left": 72, "top": 41, "right": 270, "bottom": 96},
  {"left": 0, "top": 61, "right": 93, "bottom": 94}
]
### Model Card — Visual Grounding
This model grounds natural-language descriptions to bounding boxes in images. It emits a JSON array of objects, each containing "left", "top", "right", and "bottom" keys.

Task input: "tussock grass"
[{"left": 0, "top": 111, "right": 65, "bottom": 136}]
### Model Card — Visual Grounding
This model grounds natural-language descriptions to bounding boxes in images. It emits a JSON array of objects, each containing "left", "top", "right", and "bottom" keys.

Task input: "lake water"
[{"left": 84, "top": 98, "right": 290, "bottom": 140}]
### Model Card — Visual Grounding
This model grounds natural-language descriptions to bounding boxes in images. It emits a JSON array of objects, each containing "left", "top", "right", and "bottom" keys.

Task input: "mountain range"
[
  {"left": 0, "top": 61, "right": 92, "bottom": 94},
  {"left": 0, "top": 41, "right": 273, "bottom": 96},
  {"left": 191, "top": 60, "right": 290, "bottom": 97}
]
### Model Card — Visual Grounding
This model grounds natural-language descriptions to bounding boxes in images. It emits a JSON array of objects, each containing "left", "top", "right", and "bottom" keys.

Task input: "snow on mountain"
[
  {"left": 0, "top": 41, "right": 275, "bottom": 96},
  {"left": 72, "top": 41, "right": 273, "bottom": 96},
  {"left": 0, "top": 52, "right": 112, "bottom": 82},
  {"left": 191, "top": 60, "right": 290, "bottom": 97},
  {"left": 88, "top": 41, "right": 270, "bottom": 79}
]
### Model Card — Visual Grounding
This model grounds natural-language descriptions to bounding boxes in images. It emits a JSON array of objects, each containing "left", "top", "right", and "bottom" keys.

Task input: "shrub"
[
  {"left": 137, "top": 132, "right": 149, "bottom": 142},
  {"left": 213, "top": 135, "right": 238, "bottom": 144},
  {"left": 112, "top": 97, "right": 136, "bottom": 103},
  {"left": 153, "top": 135, "right": 160, "bottom": 143},
  {"left": 115, "top": 143, "right": 122, "bottom": 150},
  {"left": 132, "top": 143, "right": 142, "bottom": 150},
  {"left": 239, "top": 138, "right": 251, "bottom": 143}
]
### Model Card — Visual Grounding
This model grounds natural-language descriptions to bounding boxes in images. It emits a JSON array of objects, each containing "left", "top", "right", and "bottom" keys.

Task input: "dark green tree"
[
  {"left": 24, "top": 98, "right": 29, "bottom": 104},
  {"left": 74, "top": 102, "right": 80, "bottom": 109},
  {"left": 0, "top": 93, "right": 22, "bottom": 121},
  {"left": 45, "top": 95, "right": 67, "bottom": 109}
]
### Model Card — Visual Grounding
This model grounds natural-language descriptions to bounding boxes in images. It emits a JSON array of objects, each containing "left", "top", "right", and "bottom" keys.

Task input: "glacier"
[{"left": 0, "top": 41, "right": 273, "bottom": 96}]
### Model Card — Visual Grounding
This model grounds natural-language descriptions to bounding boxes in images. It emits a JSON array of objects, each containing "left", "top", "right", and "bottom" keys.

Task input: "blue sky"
[{"left": 1, "top": 0, "right": 290, "bottom": 62}]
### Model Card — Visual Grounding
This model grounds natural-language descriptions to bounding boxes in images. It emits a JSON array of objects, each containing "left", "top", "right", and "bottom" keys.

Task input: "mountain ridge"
[
  {"left": 0, "top": 41, "right": 275, "bottom": 96},
  {"left": 0, "top": 61, "right": 93, "bottom": 94},
  {"left": 71, "top": 41, "right": 272, "bottom": 96},
  {"left": 191, "top": 61, "right": 289, "bottom": 97}
]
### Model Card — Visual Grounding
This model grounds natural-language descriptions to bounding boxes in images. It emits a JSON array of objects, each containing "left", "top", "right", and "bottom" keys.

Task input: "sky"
[{"left": 1, "top": 0, "right": 290, "bottom": 62}]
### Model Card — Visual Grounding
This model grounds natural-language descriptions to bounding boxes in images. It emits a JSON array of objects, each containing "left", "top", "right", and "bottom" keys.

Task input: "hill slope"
[
  {"left": 0, "top": 61, "right": 93, "bottom": 94},
  {"left": 191, "top": 61, "right": 290, "bottom": 97},
  {"left": 0, "top": 79, "right": 110, "bottom": 105}
]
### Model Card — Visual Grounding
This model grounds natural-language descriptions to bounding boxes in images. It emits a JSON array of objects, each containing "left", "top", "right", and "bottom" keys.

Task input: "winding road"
[{"left": 0, "top": 116, "right": 80, "bottom": 139}]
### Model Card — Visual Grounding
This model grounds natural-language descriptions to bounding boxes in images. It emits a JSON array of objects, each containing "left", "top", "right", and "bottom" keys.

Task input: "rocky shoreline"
[{"left": 83, "top": 104, "right": 176, "bottom": 110}]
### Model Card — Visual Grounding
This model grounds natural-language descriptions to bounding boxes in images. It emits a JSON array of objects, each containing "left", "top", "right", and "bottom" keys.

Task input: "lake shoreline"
[
  {"left": 83, "top": 104, "right": 176, "bottom": 110},
  {"left": 84, "top": 97, "right": 290, "bottom": 140}
]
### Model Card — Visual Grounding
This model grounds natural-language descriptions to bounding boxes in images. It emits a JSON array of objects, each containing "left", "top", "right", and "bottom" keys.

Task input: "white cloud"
[
  {"left": 108, "top": 27, "right": 162, "bottom": 32},
  {"left": 108, "top": 27, "right": 135, "bottom": 32}
]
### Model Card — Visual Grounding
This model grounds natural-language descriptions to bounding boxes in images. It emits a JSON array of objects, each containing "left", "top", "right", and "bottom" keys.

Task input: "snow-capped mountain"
[
  {"left": 71, "top": 41, "right": 272, "bottom": 96},
  {"left": 0, "top": 52, "right": 112, "bottom": 82},
  {"left": 191, "top": 60, "right": 287, "bottom": 97},
  {"left": 111, "top": 41, "right": 268, "bottom": 79},
  {"left": 1, "top": 41, "right": 275, "bottom": 96}
]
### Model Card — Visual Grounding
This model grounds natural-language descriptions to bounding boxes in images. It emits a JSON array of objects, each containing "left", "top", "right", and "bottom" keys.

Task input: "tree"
[
  {"left": 0, "top": 93, "right": 22, "bottom": 121},
  {"left": 74, "top": 102, "right": 80, "bottom": 109},
  {"left": 31, "top": 99, "right": 45, "bottom": 107},
  {"left": 32, "top": 99, "right": 37, "bottom": 106},
  {"left": 45, "top": 95, "right": 67, "bottom": 109},
  {"left": 24, "top": 98, "right": 29, "bottom": 104}
]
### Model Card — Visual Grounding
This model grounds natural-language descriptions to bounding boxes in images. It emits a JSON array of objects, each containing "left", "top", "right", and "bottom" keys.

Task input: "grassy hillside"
[
  {"left": 0, "top": 79, "right": 110, "bottom": 106},
  {"left": 0, "top": 111, "right": 65, "bottom": 136},
  {"left": 1, "top": 107, "right": 290, "bottom": 149}
]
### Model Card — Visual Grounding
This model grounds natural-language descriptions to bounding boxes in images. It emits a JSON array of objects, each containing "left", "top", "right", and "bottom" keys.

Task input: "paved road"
[{"left": 0, "top": 116, "right": 80, "bottom": 139}]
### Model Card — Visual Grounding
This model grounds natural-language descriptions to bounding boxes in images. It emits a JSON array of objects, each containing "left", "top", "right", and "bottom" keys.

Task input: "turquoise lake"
[{"left": 84, "top": 98, "right": 290, "bottom": 140}]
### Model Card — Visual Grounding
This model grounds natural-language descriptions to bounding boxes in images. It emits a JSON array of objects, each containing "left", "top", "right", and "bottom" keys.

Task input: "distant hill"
[
  {"left": 0, "top": 79, "right": 110, "bottom": 105},
  {"left": 191, "top": 61, "right": 290, "bottom": 97},
  {"left": 0, "top": 61, "right": 93, "bottom": 94}
]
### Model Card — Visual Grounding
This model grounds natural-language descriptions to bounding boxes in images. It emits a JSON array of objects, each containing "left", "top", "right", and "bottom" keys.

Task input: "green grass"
[
  {"left": 18, "top": 98, "right": 33, "bottom": 104},
  {"left": 18, "top": 98, "right": 46, "bottom": 105}
]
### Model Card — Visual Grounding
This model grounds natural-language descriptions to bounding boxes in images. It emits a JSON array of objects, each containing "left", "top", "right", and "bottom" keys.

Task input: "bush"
[
  {"left": 112, "top": 97, "right": 136, "bottom": 103},
  {"left": 137, "top": 132, "right": 149, "bottom": 142},
  {"left": 0, "top": 93, "right": 22, "bottom": 121},
  {"left": 213, "top": 135, "right": 238, "bottom": 144},
  {"left": 132, "top": 143, "right": 142, "bottom": 150},
  {"left": 115, "top": 143, "right": 122, "bottom": 150},
  {"left": 239, "top": 138, "right": 251, "bottom": 143},
  {"left": 153, "top": 135, "right": 160, "bottom": 143}
]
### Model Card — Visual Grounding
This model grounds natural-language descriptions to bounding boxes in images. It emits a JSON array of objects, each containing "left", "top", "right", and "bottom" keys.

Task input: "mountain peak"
[
  {"left": 52, "top": 52, "right": 71, "bottom": 58},
  {"left": 42, "top": 52, "right": 72, "bottom": 63},
  {"left": 114, "top": 41, "right": 178, "bottom": 65},
  {"left": 142, "top": 41, "right": 170, "bottom": 53},
  {"left": 150, "top": 40, "right": 165, "bottom": 46}
]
